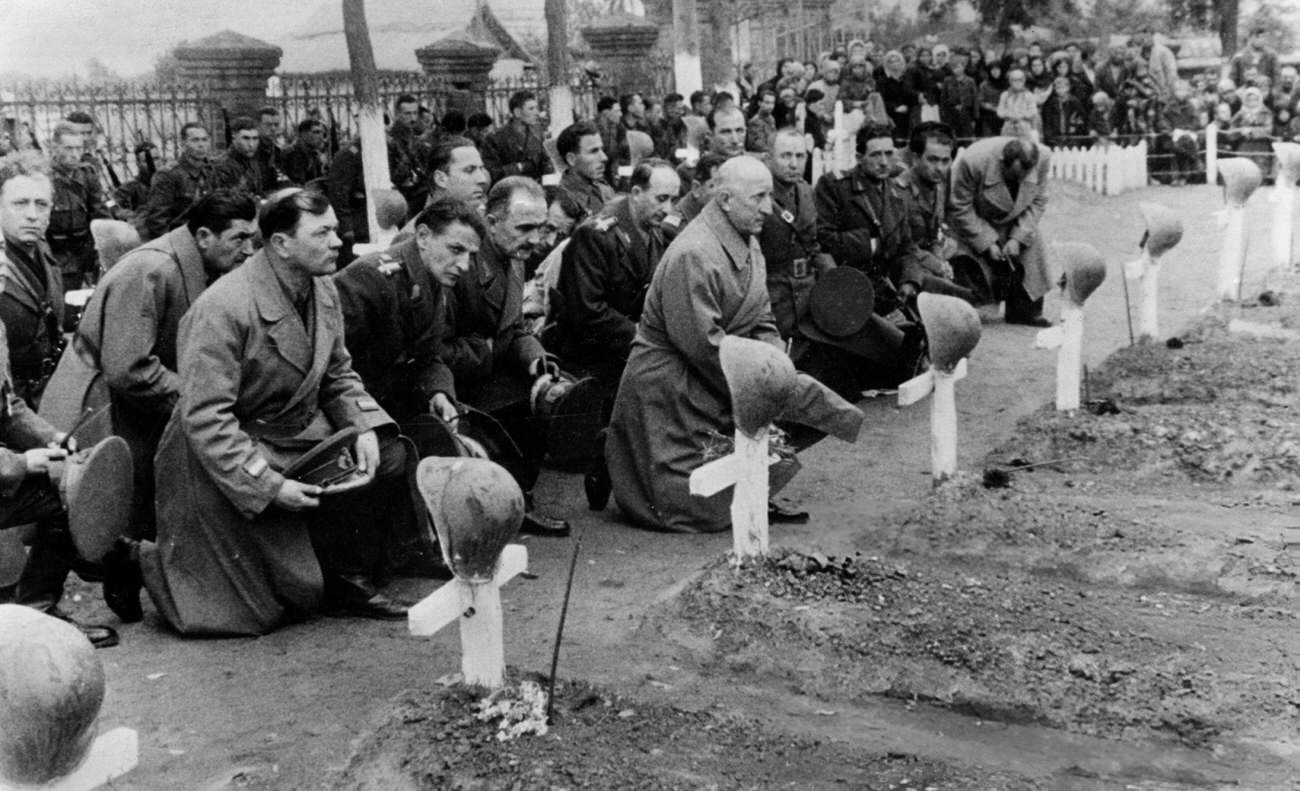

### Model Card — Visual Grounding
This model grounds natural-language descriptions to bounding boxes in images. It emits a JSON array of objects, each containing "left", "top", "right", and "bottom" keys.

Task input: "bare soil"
[{"left": 64, "top": 181, "right": 1298, "bottom": 790}]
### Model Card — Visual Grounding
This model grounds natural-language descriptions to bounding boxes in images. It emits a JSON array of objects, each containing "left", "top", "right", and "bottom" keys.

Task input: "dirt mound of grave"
[
  {"left": 669, "top": 551, "right": 1296, "bottom": 751},
  {"left": 995, "top": 300, "right": 1300, "bottom": 490},
  {"left": 335, "top": 672, "right": 1029, "bottom": 790}
]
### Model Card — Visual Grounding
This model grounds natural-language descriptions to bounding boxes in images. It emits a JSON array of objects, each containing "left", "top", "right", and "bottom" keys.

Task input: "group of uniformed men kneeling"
[{"left": 0, "top": 113, "right": 1051, "bottom": 645}]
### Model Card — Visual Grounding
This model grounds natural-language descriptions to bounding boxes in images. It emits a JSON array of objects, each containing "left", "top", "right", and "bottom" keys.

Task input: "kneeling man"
[{"left": 141, "top": 189, "right": 409, "bottom": 636}]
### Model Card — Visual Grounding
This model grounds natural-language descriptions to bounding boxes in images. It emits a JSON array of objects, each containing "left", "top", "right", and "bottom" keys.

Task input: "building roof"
[{"left": 278, "top": 0, "right": 543, "bottom": 73}]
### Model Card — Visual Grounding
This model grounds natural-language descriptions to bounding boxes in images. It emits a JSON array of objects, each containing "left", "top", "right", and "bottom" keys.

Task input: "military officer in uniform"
[
  {"left": 759, "top": 129, "right": 834, "bottom": 341},
  {"left": 46, "top": 122, "right": 109, "bottom": 293},
  {"left": 0, "top": 152, "right": 65, "bottom": 409},
  {"left": 481, "top": 91, "right": 552, "bottom": 184},
  {"left": 896, "top": 122, "right": 961, "bottom": 290},
  {"left": 552, "top": 158, "right": 680, "bottom": 388},
  {"left": 554, "top": 122, "right": 615, "bottom": 224},
  {"left": 211, "top": 116, "right": 274, "bottom": 198},
  {"left": 142, "top": 122, "right": 213, "bottom": 240}
]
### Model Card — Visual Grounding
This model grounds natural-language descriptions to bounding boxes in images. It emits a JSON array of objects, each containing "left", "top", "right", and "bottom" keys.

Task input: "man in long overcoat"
[
  {"left": 40, "top": 191, "right": 257, "bottom": 622},
  {"left": 139, "top": 189, "right": 408, "bottom": 636},
  {"left": 605, "top": 156, "right": 863, "bottom": 534},
  {"left": 947, "top": 136, "right": 1053, "bottom": 326}
]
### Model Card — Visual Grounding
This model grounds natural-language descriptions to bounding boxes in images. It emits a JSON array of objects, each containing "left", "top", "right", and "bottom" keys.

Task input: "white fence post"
[{"left": 1206, "top": 123, "right": 1218, "bottom": 185}]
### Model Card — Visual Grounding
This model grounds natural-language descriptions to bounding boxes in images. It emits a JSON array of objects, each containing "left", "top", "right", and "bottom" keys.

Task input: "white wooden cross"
[
  {"left": 1215, "top": 158, "right": 1262, "bottom": 301},
  {"left": 1123, "top": 203, "right": 1183, "bottom": 343},
  {"left": 0, "top": 729, "right": 138, "bottom": 791},
  {"left": 899, "top": 357, "right": 968, "bottom": 483},
  {"left": 689, "top": 336, "right": 797, "bottom": 560},
  {"left": 1036, "top": 243, "right": 1107, "bottom": 411},
  {"left": 1269, "top": 142, "right": 1300, "bottom": 273},
  {"left": 408, "top": 458, "right": 528, "bottom": 690},
  {"left": 898, "top": 293, "right": 981, "bottom": 484}
]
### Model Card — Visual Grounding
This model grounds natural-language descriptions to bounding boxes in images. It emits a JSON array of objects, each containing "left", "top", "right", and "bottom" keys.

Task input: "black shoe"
[
  {"left": 102, "top": 538, "right": 144, "bottom": 623},
  {"left": 521, "top": 511, "right": 571, "bottom": 537},
  {"left": 1006, "top": 315, "right": 1052, "bottom": 328},
  {"left": 49, "top": 608, "right": 119, "bottom": 649},
  {"left": 768, "top": 501, "right": 810, "bottom": 524},
  {"left": 323, "top": 574, "right": 409, "bottom": 621}
]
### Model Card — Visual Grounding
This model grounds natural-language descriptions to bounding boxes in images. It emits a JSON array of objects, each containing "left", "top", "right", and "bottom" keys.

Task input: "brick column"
[
  {"left": 582, "top": 13, "right": 661, "bottom": 96},
  {"left": 416, "top": 33, "right": 498, "bottom": 116},
  {"left": 174, "top": 30, "right": 282, "bottom": 143}
]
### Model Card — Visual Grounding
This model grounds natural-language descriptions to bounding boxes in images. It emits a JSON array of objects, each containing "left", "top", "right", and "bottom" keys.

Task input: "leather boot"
[{"left": 102, "top": 538, "right": 144, "bottom": 623}]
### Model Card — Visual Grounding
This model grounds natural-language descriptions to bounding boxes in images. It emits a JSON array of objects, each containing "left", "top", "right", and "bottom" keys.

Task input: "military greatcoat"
[
  {"left": 605, "top": 201, "right": 863, "bottom": 534},
  {"left": 140, "top": 251, "right": 394, "bottom": 636}
]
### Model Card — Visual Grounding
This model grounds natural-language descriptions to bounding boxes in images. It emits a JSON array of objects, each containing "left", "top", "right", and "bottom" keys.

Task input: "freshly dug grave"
[
  {"left": 995, "top": 302, "right": 1300, "bottom": 492},
  {"left": 674, "top": 550, "right": 1297, "bottom": 751},
  {"left": 335, "top": 672, "right": 1033, "bottom": 790}
]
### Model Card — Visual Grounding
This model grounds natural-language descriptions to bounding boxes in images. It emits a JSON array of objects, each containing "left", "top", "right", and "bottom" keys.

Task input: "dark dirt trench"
[{"left": 71, "top": 182, "right": 1297, "bottom": 789}]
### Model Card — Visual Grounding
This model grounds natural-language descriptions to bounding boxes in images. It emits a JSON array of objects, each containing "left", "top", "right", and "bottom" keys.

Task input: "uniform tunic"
[
  {"left": 142, "top": 153, "right": 212, "bottom": 240},
  {"left": 140, "top": 251, "right": 394, "bottom": 636},
  {"left": 481, "top": 120, "right": 552, "bottom": 183},
  {"left": 0, "top": 236, "right": 65, "bottom": 407},
  {"left": 555, "top": 170, "right": 615, "bottom": 224},
  {"left": 757, "top": 177, "right": 820, "bottom": 339},
  {"left": 605, "top": 201, "right": 863, "bottom": 533}
]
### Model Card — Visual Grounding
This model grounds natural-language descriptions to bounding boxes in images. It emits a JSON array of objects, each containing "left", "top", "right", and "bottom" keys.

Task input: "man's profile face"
[
  {"left": 53, "top": 132, "right": 84, "bottom": 169},
  {"left": 629, "top": 167, "right": 680, "bottom": 228},
  {"left": 260, "top": 113, "right": 281, "bottom": 140},
  {"left": 769, "top": 133, "right": 807, "bottom": 184},
  {"left": 712, "top": 110, "right": 747, "bottom": 157},
  {"left": 232, "top": 128, "right": 259, "bottom": 158},
  {"left": 917, "top": 139, "right": 953, "bottom": 184},
  {"left": 693, "top": 97, "right": 713, "bottom": 117},
  {"left": 719, "top": 168, "right": 773, "bottom": 237},
  {"left": 0, "top": 174, "right": 53, "bottom": 245},
  {"left": 196, "top": 219, "right": 258, "bottom": 274},
  {"left": 860, "top": 137, "right": 895, "bottom": 180},
  {"left": 182, "top": 127, "right": 211, "bottom": 157},
  {"left": 417, "top": 220, "right": 480, "bottom": 287},
  {"left": 435, "top": 146, "right": 489, "bottom": 204},
  {"left": 628, "top": 95, "right": 645, "bottom": 118},
  {"left": 279, "top": 208, "right": 342, "bottom": 277},
  {"left": 488, "top": 193, "right": 547, "bottom": 260},
  {"left": 570, "top": 134, "right": 607, "bottom": 181}
]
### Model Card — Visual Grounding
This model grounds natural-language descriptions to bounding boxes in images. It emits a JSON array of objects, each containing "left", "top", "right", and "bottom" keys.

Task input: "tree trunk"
[
  {"left": 1217, "top": 0, "right": 1239, "bottom": 63},
  {"left": 674, "top": 0, "right": 704, "bottom": 97},
  {"left": 545, "top": 0, "right": 573, "bottom": 139},
  {"left": 342, "top": 0, "right": 390, "bottom": 243},
  {"left": 1095, "top": 0, "right": 1112, "bottom": 62}
]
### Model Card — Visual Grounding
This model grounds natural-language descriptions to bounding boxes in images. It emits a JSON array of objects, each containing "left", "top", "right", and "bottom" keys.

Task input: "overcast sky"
[{"left": 0, "top": 0, "right": 312, "bottom": 78}]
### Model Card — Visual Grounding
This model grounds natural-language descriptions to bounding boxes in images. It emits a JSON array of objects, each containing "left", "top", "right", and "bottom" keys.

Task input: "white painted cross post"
[
  {"left": 1123, "top": 203, "right": 1183, "bottom": 343},
  {"left": 1036, "top": 243, "right": 1108, "bottom": 411},
  {"left": 408, "top": 458, "right": 528, "bottom": 690},
  {"left": 1216, "top": 158, "right": 1262, "bottom": 301},
  {"left": 898, "top": 293, "right": 982, "bottom": 484},
  {"left": 1269, "top": 142, "right": 1300, "bottom": 273},
  {"left": 689, "top": 336, "right": 797, "bottom": 560}
]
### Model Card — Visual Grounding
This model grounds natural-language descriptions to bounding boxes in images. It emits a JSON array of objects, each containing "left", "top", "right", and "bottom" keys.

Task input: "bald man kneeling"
[{"left": 601, "top": 156, "right": 864, "bottom": 533}]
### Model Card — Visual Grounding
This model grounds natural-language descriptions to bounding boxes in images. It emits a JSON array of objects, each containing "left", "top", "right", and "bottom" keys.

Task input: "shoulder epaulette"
[{"left": 376, "top": 254, "right": 401, "bottom": 276}]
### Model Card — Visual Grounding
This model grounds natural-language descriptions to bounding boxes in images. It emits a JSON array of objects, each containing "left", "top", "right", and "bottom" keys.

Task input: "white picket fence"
[{"left": 1045, "top": 141, "right": 1148, "bottom": 196}]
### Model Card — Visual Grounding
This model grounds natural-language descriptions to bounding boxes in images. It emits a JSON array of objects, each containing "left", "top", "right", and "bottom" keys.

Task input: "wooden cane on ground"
[
  {"left": 1216, "top": 158, "right": 1262, "bottom": 301},
  {"left": 1122, "top": 203, "right": 1183, "bottom": 343},
  {"left": 689, "top": 336, "right": 798, "bottom": 560},
  {"left": 0, "top": 605, "right": 138, "bottom": 791},
  {"left": 1035, "top": 244, "right": 1107, "bottom": 411},
  {"left": 408, "top": 458, "right": 528, "bottom": 690},
  {"left": 898, "top": 294, "right": 983, "bottom": 484},
  {"left": 1270, "top": 143, "right": 1300, "bottom": 273}
]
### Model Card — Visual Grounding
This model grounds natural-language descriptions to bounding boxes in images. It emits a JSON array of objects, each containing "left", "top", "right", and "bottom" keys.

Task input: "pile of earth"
[
  {"left": 335, "top": 672, "right": 1033, "bottom": 790},
  {"left": 994, "top": 300, "right": 1300, "bottom": 492},
  {"left": 670, "top": 549, "right": 1296, "bottom": 751}
]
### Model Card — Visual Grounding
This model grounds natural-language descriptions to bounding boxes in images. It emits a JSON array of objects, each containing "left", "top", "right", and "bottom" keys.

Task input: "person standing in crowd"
[
  {"left": 948, "top": 136, "right": 1053, "bottom": 327},
  {"left": 998, "top": 69, "right": 1041, "bottom": 140},
  {"left": 603, "top": 156, "right": 863, "bottom": 533},
  {"left": 256, "top": 106, "right": 286, "bottom": 184},
  {"left": 1229, "top": 25, "right": 1279, "bottom": 90},
  {"left": 706, "top": 105, "right": 747, "bottom": 159},
  {"left": 877, "top": 50, "right": 916, "bottom": 143},
  {"left": 1159, "top": 80, "right": 1205, "bottom": 184},
  {"left": 46, "top": 122, "right": 108, "bottom": 293},
  {"left": 940, "top": 48, "right": 980, "bottom": 141},
  {"left": 140, "top": 188, "right": 411, "bottom": 636},
  {"left": 211, "top": 116, "right": 274, "bottom": 197},
  {"left": 745, "top": 89, "right": 777, "bottom": 154},
  {"left": 1041, "top": 76, "right": 1087, "bottom": 148},
  {"left": 554, "top": 122, "right": 614, "bottom": 223},
  {"left": 143, "top": 122, "right": 212, "bottom": 240},
  {"left": 482, "top": 91, "right": 552, "bottom": 184},
  {"left": 283, "top": 119, "right": 328, "bottom": 186}
]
